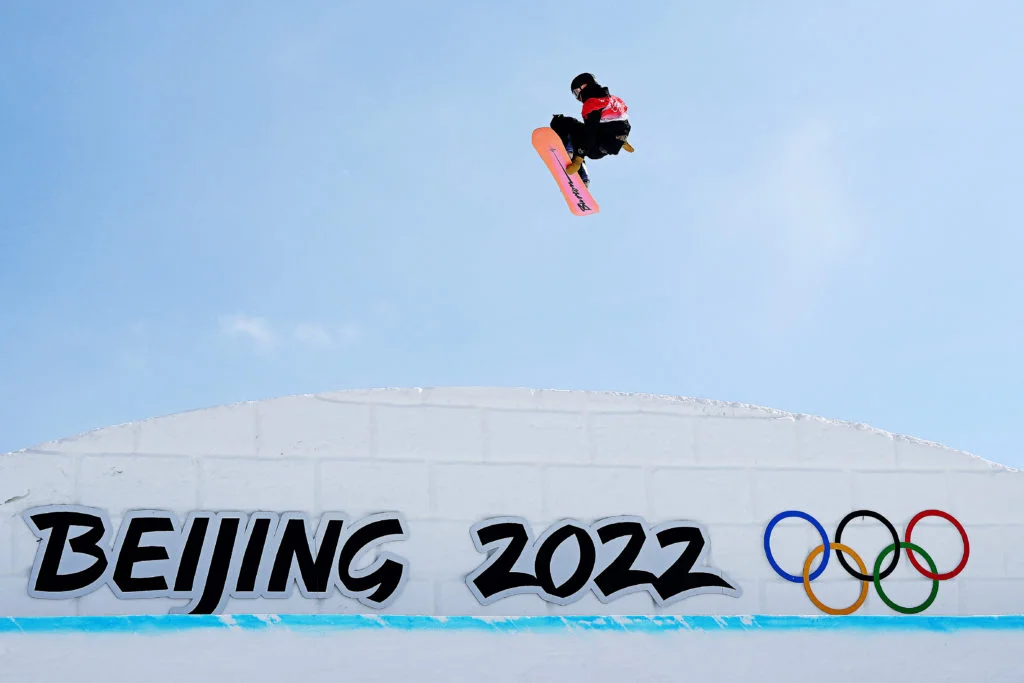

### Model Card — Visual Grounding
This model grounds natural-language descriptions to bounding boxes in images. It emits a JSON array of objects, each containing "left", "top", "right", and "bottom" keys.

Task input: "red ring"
[{"left": 904, "top": 509, "right": 969, "bottom": 580}]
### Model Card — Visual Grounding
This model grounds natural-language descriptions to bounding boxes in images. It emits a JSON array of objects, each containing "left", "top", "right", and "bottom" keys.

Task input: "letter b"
[{"left": 23, "top": 505, "right": 111, "bottom": 597}]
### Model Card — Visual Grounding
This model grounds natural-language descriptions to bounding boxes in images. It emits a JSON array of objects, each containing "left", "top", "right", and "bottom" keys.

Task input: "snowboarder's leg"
[
  {"left": 619, "top": 120, "right": 634, "bottom": 152},
  {"left": 551, "top": 115, "right": 591, "bottom": 182},
  {"left": 595, "top": 120, "right": 633, "bottom": 155},
  {"left": 550, "top": 114, "right": 585, "bottom": 151}
]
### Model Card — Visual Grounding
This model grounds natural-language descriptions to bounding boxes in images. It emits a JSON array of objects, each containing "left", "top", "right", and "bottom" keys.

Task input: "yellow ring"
[{"left": 802, "top": 542, "right": 869, "bottom": 615}]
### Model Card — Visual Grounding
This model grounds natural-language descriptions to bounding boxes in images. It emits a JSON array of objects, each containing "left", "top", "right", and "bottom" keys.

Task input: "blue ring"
[{"left": 764, "top": 510, "right": 830, "bottom": 583}]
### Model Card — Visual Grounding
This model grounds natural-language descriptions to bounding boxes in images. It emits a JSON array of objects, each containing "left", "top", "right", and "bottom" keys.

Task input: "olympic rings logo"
[{"left": 763, "top": 509, "right": 970, "bottom": 615}]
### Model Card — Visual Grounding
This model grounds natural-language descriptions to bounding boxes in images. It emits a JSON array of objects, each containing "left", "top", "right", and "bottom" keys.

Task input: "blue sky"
[{"left": 1, "top": 2, "right": 1022, "bottom": 466}]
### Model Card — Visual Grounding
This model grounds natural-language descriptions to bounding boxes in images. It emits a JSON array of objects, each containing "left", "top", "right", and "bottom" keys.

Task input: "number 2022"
[{"left": 465, "top": 515, "right": 741, "bottom": 607}]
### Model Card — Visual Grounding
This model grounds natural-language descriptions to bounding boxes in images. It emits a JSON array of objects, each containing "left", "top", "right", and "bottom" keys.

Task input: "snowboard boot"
[
  {"left": 621, "top": 140, "right": 634, "bottom": 153},
  {"left": 564, "top": 136, "right": 590, "bottom": 186},
  {"left": 565, "top": 155, "right": 589, "bottom": 185}
]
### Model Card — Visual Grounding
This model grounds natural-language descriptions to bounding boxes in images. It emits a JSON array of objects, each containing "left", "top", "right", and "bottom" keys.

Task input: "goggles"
[{"left": 573, "top": 84, "right": 587, "bottom": 101}]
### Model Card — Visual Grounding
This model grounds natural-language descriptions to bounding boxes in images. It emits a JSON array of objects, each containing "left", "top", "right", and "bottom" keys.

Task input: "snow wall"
[{"left": 2, "top": 387, "right": 1023, "bottom": 682}]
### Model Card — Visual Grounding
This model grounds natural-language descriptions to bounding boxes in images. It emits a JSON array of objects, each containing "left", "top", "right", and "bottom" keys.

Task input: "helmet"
[{"left": 571, "top": 72, "right": 598, "bottom": 100}]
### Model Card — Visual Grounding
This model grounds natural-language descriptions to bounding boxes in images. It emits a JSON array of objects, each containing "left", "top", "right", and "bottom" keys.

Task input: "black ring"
[{"left": 834, "top": 510, "right": 900, "bottom": 581}]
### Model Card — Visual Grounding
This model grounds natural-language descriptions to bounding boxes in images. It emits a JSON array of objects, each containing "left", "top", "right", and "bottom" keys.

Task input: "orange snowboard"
[{"left": 531, "top": 127, "right": 599, "bottom": 216}]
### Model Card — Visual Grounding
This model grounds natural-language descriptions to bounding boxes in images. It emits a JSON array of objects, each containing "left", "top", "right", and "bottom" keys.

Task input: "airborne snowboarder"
[{"left": 549, "top": 72, "right": 633, "bottom": 184}]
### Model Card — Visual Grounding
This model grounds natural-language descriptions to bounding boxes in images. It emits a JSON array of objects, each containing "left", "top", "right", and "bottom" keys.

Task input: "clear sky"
[{"left": 1, "top": 3, "right": 1022, "bottom": 466}]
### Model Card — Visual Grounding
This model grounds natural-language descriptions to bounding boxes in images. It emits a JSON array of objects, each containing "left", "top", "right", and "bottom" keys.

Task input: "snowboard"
[{"left": 531, "top": 127, "right": 599, "bottom": 216}]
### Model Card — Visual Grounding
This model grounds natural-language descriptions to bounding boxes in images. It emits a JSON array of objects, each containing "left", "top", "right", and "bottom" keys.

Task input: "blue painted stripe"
[{"left": 2, "top": 614, "right": 1024, "bottom": 634}]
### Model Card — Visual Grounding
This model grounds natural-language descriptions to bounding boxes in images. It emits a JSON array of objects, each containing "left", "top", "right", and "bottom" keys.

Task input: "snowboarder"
[{"left": 550, "top": 72, "right": 633, "bottom": 178}]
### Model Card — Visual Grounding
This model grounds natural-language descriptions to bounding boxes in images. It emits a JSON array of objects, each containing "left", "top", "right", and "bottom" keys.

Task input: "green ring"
[{"left": 873, "top": 542, "right": 940, "bottom": 614}]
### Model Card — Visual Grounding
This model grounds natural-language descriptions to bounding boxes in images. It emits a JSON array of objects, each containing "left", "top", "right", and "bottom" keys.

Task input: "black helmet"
[{"left": 571, "top": 72, "right": 598, "bottom": 100}]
